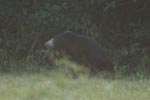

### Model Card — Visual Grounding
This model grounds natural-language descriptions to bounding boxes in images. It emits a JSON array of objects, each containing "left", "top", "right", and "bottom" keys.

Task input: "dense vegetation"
[{"left": 0, "top": 0, "right": 150, "bottom": 75}]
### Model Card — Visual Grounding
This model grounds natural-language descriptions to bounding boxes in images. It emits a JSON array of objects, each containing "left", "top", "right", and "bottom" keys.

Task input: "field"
[{"left": 0, "top": 69, "right": 149, "bottom": 100}]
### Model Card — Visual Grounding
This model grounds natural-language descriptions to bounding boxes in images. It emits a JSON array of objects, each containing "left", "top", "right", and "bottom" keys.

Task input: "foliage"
[{"left": 0, "top": 0, "right": 150, "bottom": 74}]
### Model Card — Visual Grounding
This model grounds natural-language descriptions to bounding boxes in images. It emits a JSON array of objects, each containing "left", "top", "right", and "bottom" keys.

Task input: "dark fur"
[{"left": 45, "top": 31, "right": 114, "bottom": 74}]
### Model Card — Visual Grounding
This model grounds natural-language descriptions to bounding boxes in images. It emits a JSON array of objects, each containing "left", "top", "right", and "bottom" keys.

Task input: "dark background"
[{"left": 0, "top": 0, "right": 150, "bottom": 74}]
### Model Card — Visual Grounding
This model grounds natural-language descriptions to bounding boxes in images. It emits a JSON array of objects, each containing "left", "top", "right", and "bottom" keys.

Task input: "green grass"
[
  {"left": 0, "top": 58, "right": 149, "bottom": 100},
  {"left": 0, "top": 70, "right": 150, "bottom": 100}
]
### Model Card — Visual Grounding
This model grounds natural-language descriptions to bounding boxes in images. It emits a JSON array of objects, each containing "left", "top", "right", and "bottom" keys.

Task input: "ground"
[{"left": 0, "top": 70, "right": 150, "bottom": 100}]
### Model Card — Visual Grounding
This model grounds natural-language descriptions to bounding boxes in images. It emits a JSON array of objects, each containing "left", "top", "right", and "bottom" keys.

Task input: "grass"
[
  {"left": 0, "top": 69, "right": 150, "bottom": 100},
  {"left": 0, "top": 59, "right": 149, "bottom": 100}
]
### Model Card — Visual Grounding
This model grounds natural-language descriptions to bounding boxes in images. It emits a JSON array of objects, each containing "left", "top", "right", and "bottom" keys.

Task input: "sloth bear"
[{"left": 45, "top": 31, "right": 114, "bottom": 75}]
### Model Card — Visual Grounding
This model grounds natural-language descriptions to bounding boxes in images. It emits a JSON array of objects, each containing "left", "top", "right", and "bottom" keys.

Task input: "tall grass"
[
  {"left": 0, "top": 70, "right": 150, "bottom": 100},
  {"left": 0, "top": 59, "right": 149, "bottom": 100}
]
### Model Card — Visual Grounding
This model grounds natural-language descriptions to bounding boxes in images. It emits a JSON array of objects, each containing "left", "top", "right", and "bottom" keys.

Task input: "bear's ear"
[{"left": 45, "top": 38, "right": 54, "bottom": 48}]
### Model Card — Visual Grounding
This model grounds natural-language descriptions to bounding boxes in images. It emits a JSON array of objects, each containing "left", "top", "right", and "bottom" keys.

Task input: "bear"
[{"left": 44, "top": 31, "right": 114, "bottom": 76}]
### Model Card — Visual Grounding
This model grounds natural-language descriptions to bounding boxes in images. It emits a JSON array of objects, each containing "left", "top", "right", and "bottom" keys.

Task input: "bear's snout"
[{"left": 45, "top": 38, "right": 54, "bottom": 48}]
